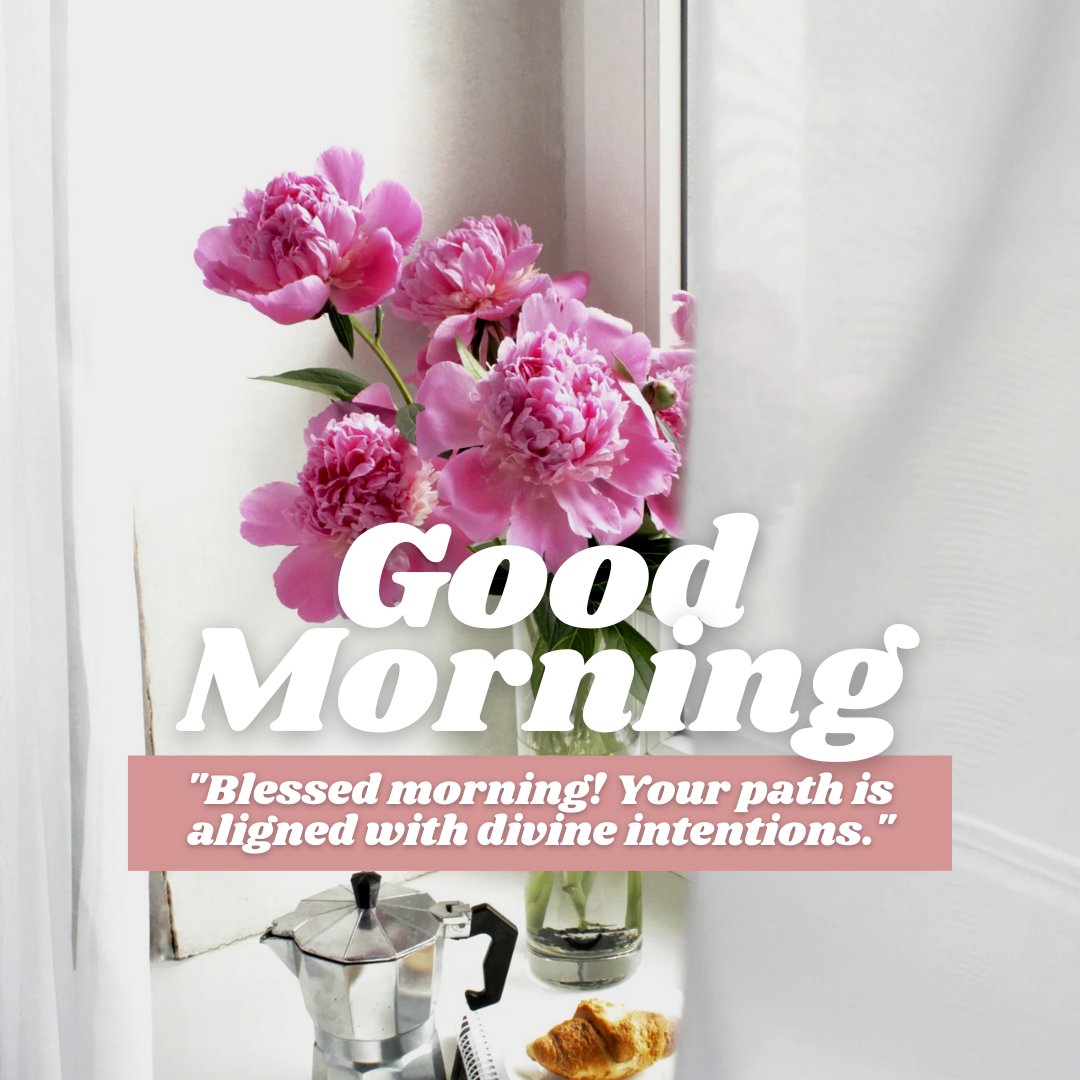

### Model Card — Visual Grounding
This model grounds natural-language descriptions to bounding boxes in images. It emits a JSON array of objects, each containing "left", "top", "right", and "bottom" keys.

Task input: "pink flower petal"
[
  {"left": 502, "top": 241, "right": 544, "bottom": 277},
  {"left": 590, "top": 480, "right": 646, "bottom": 545},
  {"left": 609, "top": 405, "right": 680, "bottom": 498},
  {"left": 240, "top": 482, "right": 305, "bottom": 547},
  {"left": 362, "top": 180, "right": 423, "bottom": 251},
  {"left": 649, "top": 345, "right": 694, "bottom": 375},
  {"left": 647, "top": 487, "right": 683, "bottom": 538},
  {"left": 193, "top": 224, "right": 234, "bottom": 270},
  {"left": 410, "top": 343, "right": 433, "bottom": 382},
  {"left": 330, "top": 229, "right": 401, "bottom": 313},
  {"left": 301, "top": 383, "right": 400, "bottom": 447},
  {"left": 195, "top": 225, "right": 276, "bottom": 293},
  {"left": 671, "top": 290, "right": 695, "bottom": 345},
  {"left": 516, "top": 290, "right": 584, "bottom": 336},
  {"left": 435, "top": 450, "right": 514, "bottom": 541},
  {"left": 577, "top": 307, "right": 651, "bottom": 381},
  {"left": 305, "top": 400, "right": 353, "bottom": 444},
  {"left": 249, "top": 276, "right": 331, "bottom": 324},
  {"left": 194, "top": 226, "right": 245, "bottom": 286},
  {"left": 551, "top": 270, "right": 590, "bottom": 301},
  {"left": 552, "top": 479, "right": 626, "bottom": 538},
  {"left": 577, "top": 305, "right": 633, "bottom": 355},
  {"left": 416, "top": 506, "right": 473, "bottom": 572},
  {"left": 608, "top": 330, "right": 652, "bottom": 383},
  {"left": 318, "top": 200, "right": 362, "bottom": 248},
  {"left": 315, "top": 147, "right": 365, "bottom": 205},
  {"left": 424, "top": 312, "right": 480, "bottom": 368},
  {"left": 352, "top": 383, "right": 398, "bottom": 423},
  {"left": 415, "top": 362, "right": 483, "bottom": 456},
  {"left": 273, "top": 541, "right": 348, "bottom": 623},
  {"left": 506, "top": 487, "right": 589, "bottom": 569}
]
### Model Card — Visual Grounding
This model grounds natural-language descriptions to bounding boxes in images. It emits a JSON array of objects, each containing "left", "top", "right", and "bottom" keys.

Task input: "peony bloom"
[
  {"left": 241, "top": 384, "right": 458, "bottom": 622},
  {"left": 393, "top": 215, "right": 546, "bottom": 329},
  {"left": 671, "top": 289, "right": 695, "bottom": 345},
  {"left": 415, "top": 291, "right": 679, "bottom": 567},
  {"left": 195, "top": 148, "right": 422, "bottom": 325},
  {"left": 643, "top": 291, "right": 695, "bottom": 534},
  {"left": 393, "top": 214, "right": 589, "bottom": 378},
  {"left": 644, "top": 347, "right": 692, "bottom": 535},
  {"left": 648, "top": 349, "right": 693, "bottom": 447}
]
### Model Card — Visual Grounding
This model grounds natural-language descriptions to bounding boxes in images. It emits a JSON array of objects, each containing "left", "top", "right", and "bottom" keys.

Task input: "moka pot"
[{"left": 263, "top": 871, "right": 517, "bottom": 1080}]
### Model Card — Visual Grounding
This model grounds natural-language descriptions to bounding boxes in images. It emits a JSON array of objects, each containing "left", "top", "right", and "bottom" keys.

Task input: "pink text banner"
[{"left": 128, "top": 754, "right": 951, "bottom": 872}]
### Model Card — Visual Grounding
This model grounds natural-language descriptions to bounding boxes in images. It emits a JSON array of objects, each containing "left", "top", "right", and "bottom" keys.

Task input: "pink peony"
[
  {"left": 671, "top": 290, "right": 695, "bottom": 345},
  {"left": 195, "top": 148, "right": 422, "bottom": 325},
  {"left": 641, "top": 291, "right": 695, "bottom": 534},
  {"left": 644, "top": 346, "right": 693, "bottom": 535},
  {"left": 241, "top": 384, "right": 459, "bottom": 622},
  {"left": 415, "top": 291, "right": 679, "bottom": 567},
  {"left": 649, "top": 349, "right": 693, "bottom": 447},
  {"left": 393, "top": 215, "right": 546, "bottom": 328},
  {"left": 393, "top": 214, "right": 589, "bottom": 378}
]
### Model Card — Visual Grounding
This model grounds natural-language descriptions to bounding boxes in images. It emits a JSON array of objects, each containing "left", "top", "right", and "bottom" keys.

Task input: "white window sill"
[{"left": 647, "top": 732, "right": 695, "bottom": 756}]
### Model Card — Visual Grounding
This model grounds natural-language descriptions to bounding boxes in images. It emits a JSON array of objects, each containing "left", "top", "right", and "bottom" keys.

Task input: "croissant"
[{"left": 526, "top": 998, "right": 677, "bottom": 1079}]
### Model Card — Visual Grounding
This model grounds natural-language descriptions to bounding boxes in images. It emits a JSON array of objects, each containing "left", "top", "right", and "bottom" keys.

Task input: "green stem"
[
  {"left": 522, "top": 614, "right": 644, "bottom": 934},
  {"left": 526, "top": 870, "right": 555, "bottom": 935},
  {"left": 561, "top": 871, "right": 591, "bottom": 929},
  {"left": 625, "top": 870, "right": 643, "bottom": 931},
  {"left": 350, "top": 313, "right": 414, "bottom": 406},
  {"left": 580, "top": 870, "right": 597, "bottom": 903}
]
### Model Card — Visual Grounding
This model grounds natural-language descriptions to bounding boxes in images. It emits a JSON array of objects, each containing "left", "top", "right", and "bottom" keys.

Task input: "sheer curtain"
[
  {"left": 1, "top": 0, "right": 152, "bottom": 1075},
  {"left": 679, "top": 1, "right": 1080, "bottom": 1076}
]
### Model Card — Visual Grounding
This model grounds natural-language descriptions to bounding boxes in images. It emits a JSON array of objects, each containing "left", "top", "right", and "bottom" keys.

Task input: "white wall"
[{"left": 67, "top": 0, "right": 570, "bottom": 955}]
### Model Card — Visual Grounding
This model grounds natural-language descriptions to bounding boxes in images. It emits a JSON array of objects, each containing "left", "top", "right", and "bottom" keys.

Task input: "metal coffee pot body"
[{"left": 263, "top": 872, "right": 517, "bottom": 1080}]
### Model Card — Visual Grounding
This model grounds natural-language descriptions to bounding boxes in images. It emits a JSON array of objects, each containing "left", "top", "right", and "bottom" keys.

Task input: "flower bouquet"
[{"left": 195, "top": 147, "right": 694, "bottom": 985}]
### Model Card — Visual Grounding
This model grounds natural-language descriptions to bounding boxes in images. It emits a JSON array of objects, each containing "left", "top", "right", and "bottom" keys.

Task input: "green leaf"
[
  {"left": 529, "top": 629, "right": 549, "bottom": 699},
  {"left": 374, "top": 304, "right": 384, "bottom": 344},
  {"left": 327, "top": 306, "right": 355, "bottom": 357},
  {"left": 533, "top": 587, "right": 571, "bottom": 646},
  {"left": 395, "top": 402, "right": 424, "bottom": 444},
  {"left": 635, "top": 510, "right": 662, "bottom": 537},
  {"left": 611, "top": 353, "right": 637, "bottom": 384},
  {"left": 611, "top": 352, "right": 657, "bottom": 417},
  {"left": 602, "top": 619, "right": 657, "bottom": 705},
  {"left": 455, "top": 336, "right": 488, "bottom": 381},
  {"left": 656, "top": 414, "right": 681, "bottom": 453},
  {"left": 561, "top": 626, "right": 600, "bottom": 662},
  {"left": 253, "top": 367, "right": 369, "bottom": 401},
  {"left": 530, "top": 622, "right": 601, "bottom": 700},
  {"left": 619, "top": 529, "right": 676, "bottom": 570}
]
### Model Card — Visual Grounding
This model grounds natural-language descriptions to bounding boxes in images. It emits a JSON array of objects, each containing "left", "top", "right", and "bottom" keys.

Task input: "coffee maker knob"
[{"left": 350, "top": 870, "right": 381, "bottom": 910}]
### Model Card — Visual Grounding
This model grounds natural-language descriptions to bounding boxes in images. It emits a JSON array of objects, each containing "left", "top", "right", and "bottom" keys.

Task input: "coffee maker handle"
[{"left": 463, "top": 903, "right": 518, "bottom": 1010}]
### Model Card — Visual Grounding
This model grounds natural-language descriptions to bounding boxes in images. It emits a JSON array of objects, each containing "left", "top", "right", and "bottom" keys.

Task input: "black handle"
[
  {"left": 463, "top": 903, "right": 517, "bottom": 1010},
  {"left": 351, "top": 871, "right": 381, "bottom": 909}
]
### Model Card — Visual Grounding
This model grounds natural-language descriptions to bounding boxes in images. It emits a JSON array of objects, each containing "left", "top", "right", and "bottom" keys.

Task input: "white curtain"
[
  {"left": 1, "top": 0, "right": 152, "bottom": 1075},
  {"left": 680, "top": 1, "right": 1080, "bottom": 1076}
]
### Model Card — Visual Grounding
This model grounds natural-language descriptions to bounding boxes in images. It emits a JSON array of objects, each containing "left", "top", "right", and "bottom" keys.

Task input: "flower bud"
[{"left": 643, "top": 378, "right": 678, "bottom": 413}]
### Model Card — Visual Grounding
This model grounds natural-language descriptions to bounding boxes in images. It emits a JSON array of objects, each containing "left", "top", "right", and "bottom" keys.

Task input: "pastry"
[{"left": 526, "top": 998, "right": 677, "bottom": 1079}]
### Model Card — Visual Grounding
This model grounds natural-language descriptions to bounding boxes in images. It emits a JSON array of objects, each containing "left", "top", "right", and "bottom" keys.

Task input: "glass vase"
[{"left": 513, "top": 609, "right": 655, "bottom": 988}]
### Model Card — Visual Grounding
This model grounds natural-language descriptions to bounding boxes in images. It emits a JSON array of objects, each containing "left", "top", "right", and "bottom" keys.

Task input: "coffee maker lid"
[{"left": 265, "top": 872, "right": 443, "bottom": 962}]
